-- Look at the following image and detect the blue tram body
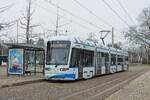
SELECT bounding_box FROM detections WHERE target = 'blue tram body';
[45,36,129,80]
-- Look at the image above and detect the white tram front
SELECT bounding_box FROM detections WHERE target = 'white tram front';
[45,36,129,80]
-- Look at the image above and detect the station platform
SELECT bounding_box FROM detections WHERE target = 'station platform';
[0,67,44,88]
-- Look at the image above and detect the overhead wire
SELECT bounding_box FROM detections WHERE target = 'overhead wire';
[73,0,123,34]
[44,0,103,30]
[73,0,113,28]
[42,0,132,44]
[34,3,96,30]
[43,0,132,41]
[115,0,136,25]
[73,0,125,44]
[100,0,130,28]
[0,4,14,13]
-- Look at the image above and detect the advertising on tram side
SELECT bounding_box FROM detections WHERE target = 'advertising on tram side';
[45,67,78,80]
[8,49,24,75]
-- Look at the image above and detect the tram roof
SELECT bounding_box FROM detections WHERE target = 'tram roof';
[6,43,44,51]
[48,36,75,42]
[48,36,128,56]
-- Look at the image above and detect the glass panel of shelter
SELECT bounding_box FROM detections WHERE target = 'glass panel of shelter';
[24,50,35,74]
[35,51,44,73]
[24,50,44,74]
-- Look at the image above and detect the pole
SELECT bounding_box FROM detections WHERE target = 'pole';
[55,6,59,36]
[26,0,31,44]
[112,27,114,48]
[17,20,19,43]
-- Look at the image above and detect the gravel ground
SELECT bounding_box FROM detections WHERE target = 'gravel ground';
[0,65,149,100]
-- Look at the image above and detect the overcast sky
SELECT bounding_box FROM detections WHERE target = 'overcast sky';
[0,0,150,44]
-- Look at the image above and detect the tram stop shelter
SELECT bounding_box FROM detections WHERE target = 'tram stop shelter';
[7,44,45,76]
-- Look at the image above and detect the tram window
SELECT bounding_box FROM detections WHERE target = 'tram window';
[111,54,116,65]
[70,48,94,67]
[97,52,101,66]
[125,56,128,65]
[102,53,109,61]
[83,50,94,67]
[46,41,70,65]
[97,52,101,58]
[70,48,80,67]
[102,52,109,66]
[117,55,123,65]
[125,56,128,61]
[101,57,105,66]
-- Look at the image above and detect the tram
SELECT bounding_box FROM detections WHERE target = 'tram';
[45,36,129,80]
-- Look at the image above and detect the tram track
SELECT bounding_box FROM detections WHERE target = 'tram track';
[87,69,147,100]
[58,78,120,100]
[59,69,148,100]
[0,66,149,100]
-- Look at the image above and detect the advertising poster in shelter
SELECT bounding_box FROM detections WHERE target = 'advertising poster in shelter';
[8,49,24,75]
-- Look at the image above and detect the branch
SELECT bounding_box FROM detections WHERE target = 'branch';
[0,4,14,13]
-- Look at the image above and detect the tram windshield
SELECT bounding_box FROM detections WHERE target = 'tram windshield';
[46,41,71,65]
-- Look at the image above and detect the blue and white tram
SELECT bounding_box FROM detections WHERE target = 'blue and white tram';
[45,36,129,80]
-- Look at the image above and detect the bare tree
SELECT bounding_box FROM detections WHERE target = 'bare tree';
[20,0,39,44]
[138,6,150,33]
[36,38,45,48]
[125,6,150,47]
[107,42,122,50]
[124,6,150,64]
[0,4,14,31]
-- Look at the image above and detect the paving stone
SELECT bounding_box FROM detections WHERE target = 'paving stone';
[0,67,44,88]
[106,69,150,100]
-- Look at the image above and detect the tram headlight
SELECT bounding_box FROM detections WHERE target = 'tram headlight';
[45,67,51,71]
[60,68,69,71]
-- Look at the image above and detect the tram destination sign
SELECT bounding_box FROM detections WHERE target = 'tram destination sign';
[49,41,70,48]
[51,44,68,48]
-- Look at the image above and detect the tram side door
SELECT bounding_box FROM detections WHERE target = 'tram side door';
[78,49,83,79]
[96,53,101,75]
[101,57,105,74]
